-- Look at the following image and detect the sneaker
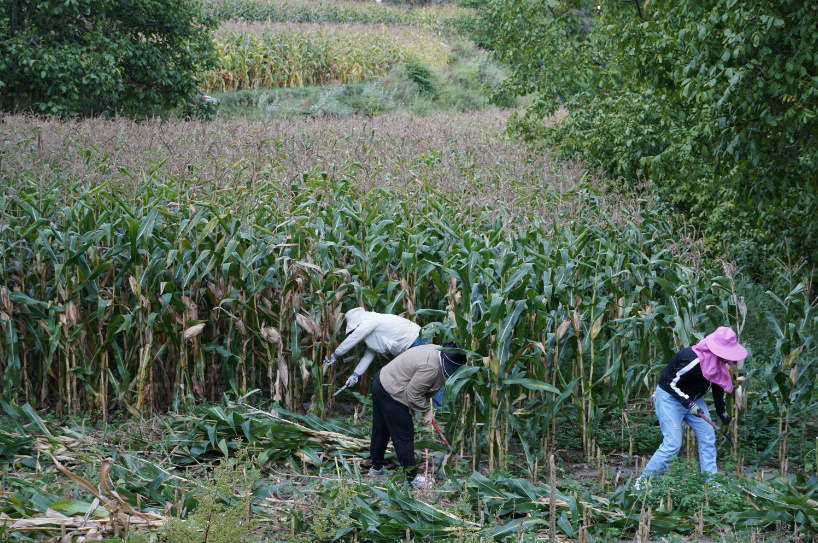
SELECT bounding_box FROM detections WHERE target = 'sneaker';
[368,467,385,477]
[410,475,427,488]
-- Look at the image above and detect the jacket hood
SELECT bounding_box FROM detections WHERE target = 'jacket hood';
[345,308,367,334]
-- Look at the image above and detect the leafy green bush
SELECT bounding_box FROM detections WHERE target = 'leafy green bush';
[156,443,261,543]
[0,0,217,118]
[296,482,357,543]
[405,61,439,98]
[484,0,818,279]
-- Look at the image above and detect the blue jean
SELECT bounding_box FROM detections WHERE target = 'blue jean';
[410,334,445,408]
[642,386,717,478]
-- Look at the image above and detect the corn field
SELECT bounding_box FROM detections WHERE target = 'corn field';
[198,0,473,29]
[1,110,817,479]
[4,3,818,541]
[204,22,450,92]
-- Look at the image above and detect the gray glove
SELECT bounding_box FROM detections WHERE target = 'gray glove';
[688,404,701,417]
[324,353,339,366]
[345,372,360,388]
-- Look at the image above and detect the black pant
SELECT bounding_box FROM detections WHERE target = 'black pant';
[370,370,416,479]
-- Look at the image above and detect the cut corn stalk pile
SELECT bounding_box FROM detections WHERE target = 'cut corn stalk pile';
[1,428,168,542]
[0,511,164,542]
[164,401,382,467]
[4,402,818,540]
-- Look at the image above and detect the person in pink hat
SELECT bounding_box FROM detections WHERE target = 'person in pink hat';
[635,326,747,487]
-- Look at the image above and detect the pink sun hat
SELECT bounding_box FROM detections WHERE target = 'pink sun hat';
[703,326,747,362]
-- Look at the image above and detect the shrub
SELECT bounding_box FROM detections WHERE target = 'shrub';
[0,0,217,118]
[405,61,438,98]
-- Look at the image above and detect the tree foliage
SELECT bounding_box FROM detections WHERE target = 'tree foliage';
[486,0,818,275]
[0,0,218,117]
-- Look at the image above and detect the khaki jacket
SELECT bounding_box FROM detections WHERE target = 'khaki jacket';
[379,344,445,414]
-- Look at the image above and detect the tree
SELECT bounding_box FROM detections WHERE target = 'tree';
[0,0,217,118]
[486,0,818,276]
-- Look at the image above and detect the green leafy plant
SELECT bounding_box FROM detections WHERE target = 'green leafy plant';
[404,61,438,98]
[0,0,218,118]
[636,458,744,517]
[158,442,261,543]
[296,482,357,543]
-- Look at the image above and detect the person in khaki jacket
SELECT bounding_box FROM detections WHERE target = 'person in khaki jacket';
[368,341,466,488]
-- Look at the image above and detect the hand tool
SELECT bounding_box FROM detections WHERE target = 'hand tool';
[332,384,350,397]
[695,411,734,448]
[430,419,453,474]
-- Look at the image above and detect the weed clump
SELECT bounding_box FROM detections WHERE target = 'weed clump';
[296,482,358,542]
[635,458,744,517]
[148,443,261,543]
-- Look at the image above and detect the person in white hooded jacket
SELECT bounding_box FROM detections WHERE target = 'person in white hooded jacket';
[325,308,446,405]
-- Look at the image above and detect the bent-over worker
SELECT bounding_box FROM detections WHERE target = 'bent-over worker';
[368,342,466,488]
[325,307,446,407]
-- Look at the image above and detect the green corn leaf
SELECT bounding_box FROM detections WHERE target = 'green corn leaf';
[501,378,560,394]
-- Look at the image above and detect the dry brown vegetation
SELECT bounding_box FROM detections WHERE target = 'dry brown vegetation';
[0,108,638,232]
[199,0,471,27]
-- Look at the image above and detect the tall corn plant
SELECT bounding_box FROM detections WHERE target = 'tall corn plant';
[749,281,817,474]
[206,23,450,92]
[0,157,763,468]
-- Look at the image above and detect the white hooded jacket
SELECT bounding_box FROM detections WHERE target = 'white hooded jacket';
[334,308,421,375]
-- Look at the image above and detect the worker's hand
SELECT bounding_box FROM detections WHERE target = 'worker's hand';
[688,404,701,417]
[345,372,360,388]
[718,412,730,426]
[324,353,339,367]
[421,410,435,425]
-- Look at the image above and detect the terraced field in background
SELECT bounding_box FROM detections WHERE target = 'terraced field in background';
[197,0,502,118]
[205,22,451,91]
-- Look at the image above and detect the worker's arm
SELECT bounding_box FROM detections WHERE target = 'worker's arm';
[712,384,727,419]
[334,319,377,357]
[343,348,377,388]
[351,349,376,376]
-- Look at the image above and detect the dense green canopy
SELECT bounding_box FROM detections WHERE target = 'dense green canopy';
[485,0,817,277]
[0,0,217,117]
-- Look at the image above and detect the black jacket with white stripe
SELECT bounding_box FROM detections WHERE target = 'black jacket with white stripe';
[658,346,726,416]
